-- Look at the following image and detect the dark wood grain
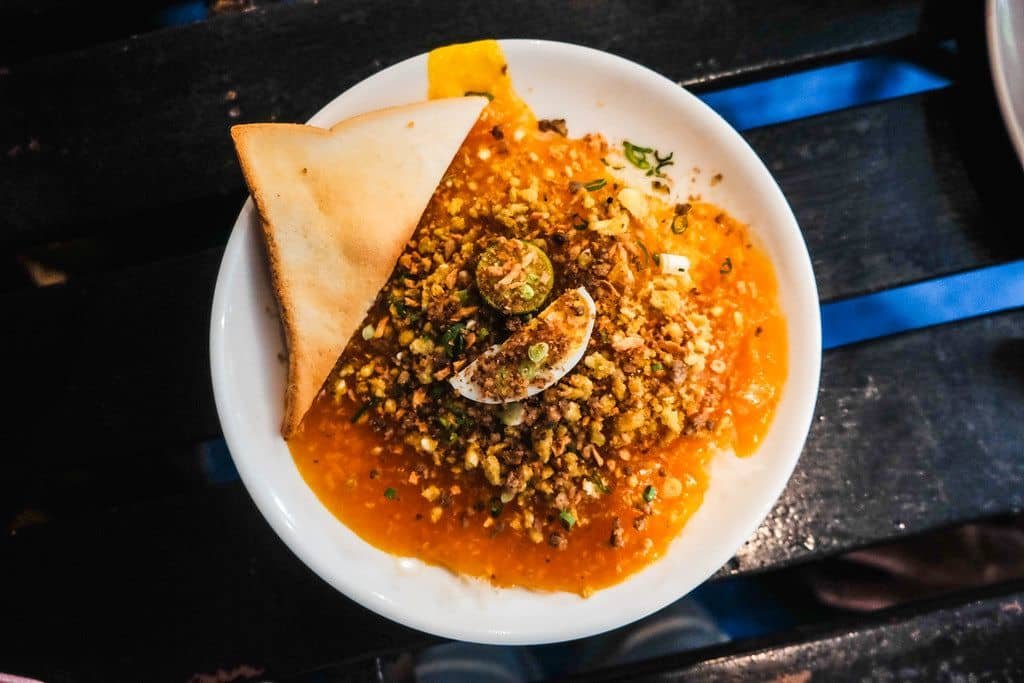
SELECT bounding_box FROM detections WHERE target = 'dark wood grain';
[2,310,1021,679]
[728,310,1024,576]
[0,485,436,683]
[582,583,1024,682]
[0,0,934,248]
[745,91,1024,300]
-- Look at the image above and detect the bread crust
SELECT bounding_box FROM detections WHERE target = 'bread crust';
[230,97,487,437]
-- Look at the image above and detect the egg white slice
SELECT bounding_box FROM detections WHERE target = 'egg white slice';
[450,287,597,404]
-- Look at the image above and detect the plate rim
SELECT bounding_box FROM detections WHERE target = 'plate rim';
[987,0,1024,168]
[210,38,822,644]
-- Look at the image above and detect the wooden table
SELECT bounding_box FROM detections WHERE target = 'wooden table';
[2,1,1023,680]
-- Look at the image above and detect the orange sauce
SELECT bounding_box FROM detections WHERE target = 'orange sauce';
[288,42,787,594]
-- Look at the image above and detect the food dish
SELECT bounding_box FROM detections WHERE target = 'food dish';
[211,39,820,643]
[231,97,487,435]
[987,0,1024,168]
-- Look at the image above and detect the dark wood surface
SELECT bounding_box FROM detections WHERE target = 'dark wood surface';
[583,582,1024,682]
[0,0,938,248]
[3,0,1023,680]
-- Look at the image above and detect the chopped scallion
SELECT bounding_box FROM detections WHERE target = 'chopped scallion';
[636,240,653,268]
[649,149,675,177]
[623,140,653,170]
[643,485,657,502]
[351,398,379,423]
[559,510,577,528]
[384,487,397,500]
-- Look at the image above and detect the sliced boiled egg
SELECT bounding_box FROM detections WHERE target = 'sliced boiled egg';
[659,253,691,275]
[450,287,596,404]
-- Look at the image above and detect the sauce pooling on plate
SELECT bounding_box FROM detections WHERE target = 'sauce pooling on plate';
[288,40,787,595]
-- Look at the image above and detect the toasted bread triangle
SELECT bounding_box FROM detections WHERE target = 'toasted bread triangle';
[231,97,487,438]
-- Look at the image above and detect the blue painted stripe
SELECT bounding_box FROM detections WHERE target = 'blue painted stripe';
[698,56,950,131]
[155,1,208,26]
[821,261,1024,350]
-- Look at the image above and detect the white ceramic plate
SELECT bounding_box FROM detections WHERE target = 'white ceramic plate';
[988,0,1024,168]
[210,39,821,644]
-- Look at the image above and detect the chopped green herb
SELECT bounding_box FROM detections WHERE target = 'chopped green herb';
[651,361,664,372]
[583,178,607,192]
[528,342,550,364]
[623,140,653,170]
[643,485,657,503]
[465,90,494,101]
[635,240,653,268]
[351,398,379,423]
[720,257,733,274]
[560,510,577,529]
[601,156,626,170]
[440,323,467,358]
[384,487,397,500]
[591,475,611,494]
[648,149,675,177]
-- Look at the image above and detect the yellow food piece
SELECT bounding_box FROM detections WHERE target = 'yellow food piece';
[427,40,533,128]
[428,39,513,100]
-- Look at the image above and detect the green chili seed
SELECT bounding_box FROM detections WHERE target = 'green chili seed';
[528,342,549,364]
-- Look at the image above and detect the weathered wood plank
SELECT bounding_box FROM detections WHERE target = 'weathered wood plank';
[728,310,1024,576]
[745,91,1024,301]
[2,311,1021,679]
[0,0,934,246]
[583,583,1024,681]
[0,485,436,683]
